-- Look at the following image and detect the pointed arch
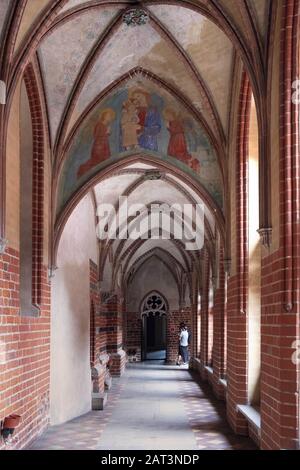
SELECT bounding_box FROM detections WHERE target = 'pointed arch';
[140,290,169,317]
[52,154,225,266]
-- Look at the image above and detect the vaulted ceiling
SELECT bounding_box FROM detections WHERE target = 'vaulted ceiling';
[1,0,271,160]
[0,0,271,299]
[93,161,211,303]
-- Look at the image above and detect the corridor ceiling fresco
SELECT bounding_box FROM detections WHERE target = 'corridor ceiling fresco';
[0,0,271,225]
[58,78,223,212]
[38,6,120,142]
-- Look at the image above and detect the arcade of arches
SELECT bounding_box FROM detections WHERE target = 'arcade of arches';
[0,0,299,451]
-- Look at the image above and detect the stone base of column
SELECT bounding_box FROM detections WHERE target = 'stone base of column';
[190,357,208,381]
[109,350,127,377]
[212,380,226,401]
[92,392,108,410]
[91,353,110,401]
[227,401,248,436]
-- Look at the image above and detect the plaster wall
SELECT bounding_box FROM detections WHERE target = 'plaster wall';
[127,257,180,312]
[50,194,98,425]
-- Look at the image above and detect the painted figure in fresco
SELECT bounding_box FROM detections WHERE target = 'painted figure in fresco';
[164,108,200,172]
[77,108,116,179]
[130,89,161,151]
[121,99,141,150]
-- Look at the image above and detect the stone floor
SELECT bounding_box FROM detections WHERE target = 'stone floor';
[28,361,257,450]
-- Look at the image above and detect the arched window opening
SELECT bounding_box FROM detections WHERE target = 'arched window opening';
[248,94,261,406]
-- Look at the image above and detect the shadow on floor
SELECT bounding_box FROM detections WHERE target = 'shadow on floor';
[28,361,257,450]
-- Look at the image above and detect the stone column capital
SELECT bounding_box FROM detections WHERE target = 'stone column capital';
[257,227,272,249]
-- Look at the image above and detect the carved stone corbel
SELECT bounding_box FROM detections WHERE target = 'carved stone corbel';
[257,227,272,249]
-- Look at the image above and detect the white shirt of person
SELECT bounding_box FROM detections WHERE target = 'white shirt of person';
[180,329,189,347]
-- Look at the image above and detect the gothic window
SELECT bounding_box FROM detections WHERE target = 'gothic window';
[141,293,167,317]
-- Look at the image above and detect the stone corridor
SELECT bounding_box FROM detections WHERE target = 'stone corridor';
[29,363,256,451]
[1,1,299,451]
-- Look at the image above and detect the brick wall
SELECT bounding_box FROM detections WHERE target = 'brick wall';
[260,249,299,449]
[166,308,192,364]
[125,311,142,361]
[123,307,192,364]
[24,65,44,308]
[259,0,300,450]
[90,260,101,365]
[0,248,50,450]
[199,248,210,379]
[226,274,248,435]
[226,70,251,435]
[211,251,226,399]
[99,294,126,376]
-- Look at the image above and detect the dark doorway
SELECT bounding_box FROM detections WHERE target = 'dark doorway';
[143,315,167,360]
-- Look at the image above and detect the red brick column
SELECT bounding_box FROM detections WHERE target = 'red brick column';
[0,248,50,449]
[190,300,198,359]
[260,0,300,449]
[125,311,142,361]
[212,249,226,399]
[166,307,192,363]
[227,72,251,435]
[199,247,210,379]
[23,65,44,309]
[100,293,126,377]
[89,261,110,403]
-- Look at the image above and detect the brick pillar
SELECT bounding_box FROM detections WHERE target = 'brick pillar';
[90,261,110,409]
[260,0,300,449]
[101,293,126,377]
[125,311,142,361]
[0,249,51,449]
[212,250,226,399]
[166,307,192,363]
[199,247,210,379]
[190,301,197,359]
[226,71,251,435]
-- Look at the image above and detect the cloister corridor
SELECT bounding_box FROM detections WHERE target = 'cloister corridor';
[29,362,256,451]
[0,0,299,453]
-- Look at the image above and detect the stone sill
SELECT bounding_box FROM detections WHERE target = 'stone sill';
[193,357,201,366]
[237,404,261,430]
[219,378,227,388]
[204,365,214,375]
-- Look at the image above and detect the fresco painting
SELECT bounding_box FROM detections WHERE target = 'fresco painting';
[147,4,233,131]
[72,20,206,129]
[38,7,119,142]
[59,82,223,212]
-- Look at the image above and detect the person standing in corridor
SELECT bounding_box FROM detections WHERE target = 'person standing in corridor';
[177,322,189,365]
